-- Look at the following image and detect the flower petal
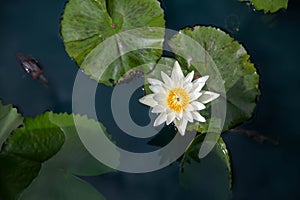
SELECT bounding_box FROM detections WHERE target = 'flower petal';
[183,110,193,123]
[191,111,206,122]
[192,75,209,92]
[149,85,165,94]
[189,92,202,102]
[193,75,209,84]
[154,93,166,102]
[166,112,176,125]
[161,71,174,87]
[176,111,183,120]
[191,101,206,111]
[174,119,188,136]
[185,104,194,112]
[154,113,167,126]
[152,105,166,113]
[139,94,157,107]
[147,78,163,85]
[183,83,193,93]
[191,75,209,92]
[184,71,194,83]
[199,91,220,104]
[171,61,184,81]
[192,82,206,93]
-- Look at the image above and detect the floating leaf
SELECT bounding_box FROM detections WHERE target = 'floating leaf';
[169,26,260,132]
[246,0,288,13]
[0,100,23,147]
[0,154,41,200]
[21,168,106,200]
[0,112,115,200]
[145,57,176,79]
[0,112,64,200]
[61,0,165,85]
[2,113,65,162]
[180,134,232,199]
[20,113,115,199]
[48,113,115,176]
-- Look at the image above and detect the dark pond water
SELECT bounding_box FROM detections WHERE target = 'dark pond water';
[1,0,300,199]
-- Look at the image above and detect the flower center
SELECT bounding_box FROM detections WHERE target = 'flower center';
[167,88,190,112]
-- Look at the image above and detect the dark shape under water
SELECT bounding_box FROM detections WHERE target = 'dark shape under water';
[16,53,48,85]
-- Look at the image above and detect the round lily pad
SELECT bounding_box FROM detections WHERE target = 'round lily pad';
[61,0,165,85]
[169,26,260,132]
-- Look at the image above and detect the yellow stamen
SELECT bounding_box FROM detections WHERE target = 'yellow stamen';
[167,88,190,112]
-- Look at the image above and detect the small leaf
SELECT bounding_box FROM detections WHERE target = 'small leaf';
[247,0,288,13]
[169,26,260,132]
[61,0,165,85]
[0,100,23,147]
[180,134,232,199]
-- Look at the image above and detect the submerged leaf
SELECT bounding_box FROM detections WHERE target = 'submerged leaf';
[61,0,165,85]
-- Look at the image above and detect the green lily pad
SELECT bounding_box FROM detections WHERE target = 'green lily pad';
[0,100,23,147]
[169,26,260,132]
[2,113,65,162]
[0,112,64,200]
[48,113,115,176]
[145,57,176,79]
[180,134,232,199]
[0,154,41,200]
[246,0,288,13]
[20,113,115,199]
[0,112,115,200]
[61,0,165,85]
[21,168,106,200]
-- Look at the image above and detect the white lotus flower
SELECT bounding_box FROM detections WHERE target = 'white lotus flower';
[139,61,220,136]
